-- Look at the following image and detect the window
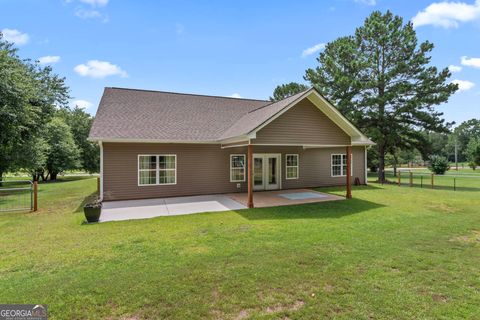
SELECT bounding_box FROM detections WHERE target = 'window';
[138,155,176,185]
[286,154,299,179]
[331,154,352,177]
[230,154,246,182]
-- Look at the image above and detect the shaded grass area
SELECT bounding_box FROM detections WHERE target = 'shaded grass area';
[1,177,480,319]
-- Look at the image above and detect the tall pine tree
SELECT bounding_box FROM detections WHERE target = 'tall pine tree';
[305,11,457,182]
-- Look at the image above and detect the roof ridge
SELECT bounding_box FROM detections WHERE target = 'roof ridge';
[107,87,270,103]
[246,88,312,114]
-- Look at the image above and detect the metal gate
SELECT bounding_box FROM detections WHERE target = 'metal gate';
[0,180,34,212]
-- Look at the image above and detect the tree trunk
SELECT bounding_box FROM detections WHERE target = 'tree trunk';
[377,145,385,182]
[50,172,58,181]
[393,154,398,177]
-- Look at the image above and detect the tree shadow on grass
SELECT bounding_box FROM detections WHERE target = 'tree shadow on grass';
[40,175,97,184]
[315,184,384,193]
[235,198,384,221]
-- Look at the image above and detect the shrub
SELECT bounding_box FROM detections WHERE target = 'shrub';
[468,162,477,170]
[428,155,450,174]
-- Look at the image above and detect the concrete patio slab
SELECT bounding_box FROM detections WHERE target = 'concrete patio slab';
[99,189,342,222]
[100,194,246,222]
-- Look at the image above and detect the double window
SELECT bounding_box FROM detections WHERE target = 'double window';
[230,154,246,182]
[286,154,299,179]
[331,154,352,177]
[138,155,176,186]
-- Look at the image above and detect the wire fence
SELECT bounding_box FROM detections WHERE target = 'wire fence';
[0,180,33,212]
[385,170,480,192]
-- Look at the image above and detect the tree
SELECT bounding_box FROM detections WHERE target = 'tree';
[466,137,480,170]
[17,136,50,181]
[270,82,309,101]
[43,117,80,180]
[0,32,69,180]
[428,155,450,174]
[304,11,457,182]
[416,131,449,160]
[59,107,99,173]
[451,119,480,162]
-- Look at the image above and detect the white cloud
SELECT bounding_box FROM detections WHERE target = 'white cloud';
[74,8,109,22]
[230,93,242,98]
[354,0,377,5]
[75,8,101,19]
[452,79,475,91]
[74,60,128,78]
[176,23,185,35]
[412,0,480,29]
[448,65,462,72]
[79,0,108,6]
[73,99,93,109]
[301,43,326,58]
[461,56,480,68]
[38,55,61,65]
[1,28,29,45]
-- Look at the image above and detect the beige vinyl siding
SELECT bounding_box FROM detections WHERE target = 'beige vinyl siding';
[102,143,366,201]
[252,98,351,145]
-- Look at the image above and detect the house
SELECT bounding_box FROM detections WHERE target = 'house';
[89,87,374,207]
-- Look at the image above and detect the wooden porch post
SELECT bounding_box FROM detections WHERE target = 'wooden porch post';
[346,146,352,199]
[247,144,254,208]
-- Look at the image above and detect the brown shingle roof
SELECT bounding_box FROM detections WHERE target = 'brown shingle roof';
[219,89,311,140]
[89,87,271,141]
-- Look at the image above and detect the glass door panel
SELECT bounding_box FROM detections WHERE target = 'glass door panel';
[266,155,280,190]
[253,156,264,190]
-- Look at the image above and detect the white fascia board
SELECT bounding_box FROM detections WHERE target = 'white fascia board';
[88,138,219,144]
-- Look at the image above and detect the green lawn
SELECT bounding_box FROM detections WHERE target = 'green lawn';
[1,176,480,319]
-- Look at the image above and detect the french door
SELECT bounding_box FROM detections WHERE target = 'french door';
[253,154,281,191]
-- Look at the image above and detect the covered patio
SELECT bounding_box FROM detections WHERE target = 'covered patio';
[240,144,354,208]
[227,188,343,208]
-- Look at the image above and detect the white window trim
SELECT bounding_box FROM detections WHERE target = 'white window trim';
[331,153,353,177]
[138,154,177,186]
[230,154,246,182]
[285,154,299,180]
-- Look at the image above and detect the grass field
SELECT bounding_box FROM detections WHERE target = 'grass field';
[1,175,479,319]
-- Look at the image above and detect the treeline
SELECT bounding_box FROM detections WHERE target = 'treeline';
[0,33,98,181]
[369,119,480,173]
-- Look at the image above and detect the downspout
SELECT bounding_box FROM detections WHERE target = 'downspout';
[99,141,104,201]
[365,145,368,185]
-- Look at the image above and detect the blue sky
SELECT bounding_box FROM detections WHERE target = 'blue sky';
[1,0,479,125]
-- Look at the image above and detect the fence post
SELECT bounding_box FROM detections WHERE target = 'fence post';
[431,174,434,189]
[398,171,401,186]
[97,177,100,196]
[33,181,38,212]
[409,171,413,187]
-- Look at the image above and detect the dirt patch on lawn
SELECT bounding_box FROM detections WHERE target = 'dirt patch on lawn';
[450,230,480,244]
[180,245,211,255]
[432,294,448,303]
[426,203,458,214]
[265,300,305,314]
